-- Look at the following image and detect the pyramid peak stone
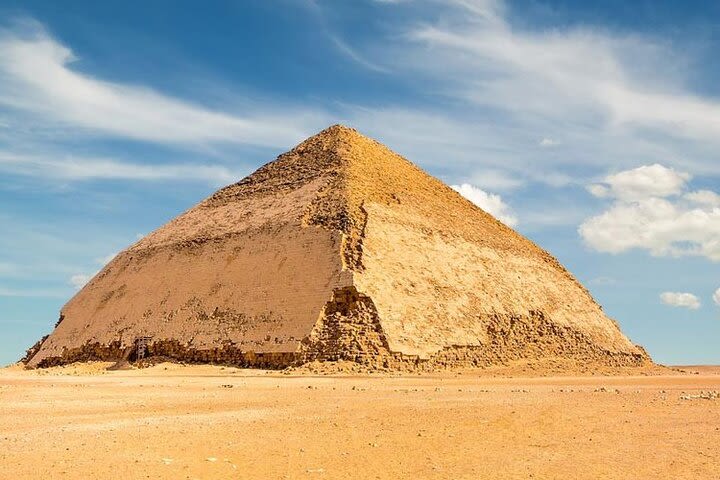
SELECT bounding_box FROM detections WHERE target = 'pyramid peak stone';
[24,125,650,370]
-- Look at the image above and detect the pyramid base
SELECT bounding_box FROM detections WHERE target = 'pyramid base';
[25,307,649,371]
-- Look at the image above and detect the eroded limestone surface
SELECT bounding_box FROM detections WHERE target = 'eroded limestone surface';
[25,125,649,370]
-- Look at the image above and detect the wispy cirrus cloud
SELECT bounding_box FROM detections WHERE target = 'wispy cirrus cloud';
[0,286,67,298]
[0,151,243,185]
[0,19,332,186]
[0,19,327,149]
[539,138,560,148]
[399,1,720,145]
[328,34,390,73]
[355,0,720,188]
[0,211,138,296]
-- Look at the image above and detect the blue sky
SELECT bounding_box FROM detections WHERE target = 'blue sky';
[1,0,718,365]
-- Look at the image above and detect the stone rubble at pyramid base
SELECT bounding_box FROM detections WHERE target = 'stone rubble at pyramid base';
[27,343,649,372]
[28,300,649,371]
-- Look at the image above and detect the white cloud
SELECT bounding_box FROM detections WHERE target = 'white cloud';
[539,138,559,147]
[660,292,701,310]
[714,288,720,306]
[0,286,66,298]
[0,151,242,185]
[328,35,389,73]
[580,196,720,260]
[344,107,579,193]
[69,251,120,289]
[400,3,720,148]
[587,184,610,198]
[96,252,118,266]
[596,164,690,201]
[685,190,720,207]
[348,0,720,192]
[69,273,91,289]
[0,21,325,148]
[533,171,575,188]
[451,183,518,226]
[468,169,525,191]
[579,165,720,261]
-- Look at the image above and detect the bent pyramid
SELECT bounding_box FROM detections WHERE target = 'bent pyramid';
[26,125,649,369]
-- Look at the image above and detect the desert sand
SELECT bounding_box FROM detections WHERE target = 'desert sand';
[1,363,718,479]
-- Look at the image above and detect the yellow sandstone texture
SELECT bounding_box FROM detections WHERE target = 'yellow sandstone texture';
[25,125,649,369]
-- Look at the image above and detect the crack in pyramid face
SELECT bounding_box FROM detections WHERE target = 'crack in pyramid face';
[24,125,650,369]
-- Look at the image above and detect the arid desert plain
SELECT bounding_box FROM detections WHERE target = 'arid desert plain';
[1,363,719,480]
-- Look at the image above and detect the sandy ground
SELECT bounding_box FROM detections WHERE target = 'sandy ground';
[1,363,719,479]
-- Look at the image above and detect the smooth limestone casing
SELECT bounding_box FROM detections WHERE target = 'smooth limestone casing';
[356,202,635,359]
[28,176,352,367]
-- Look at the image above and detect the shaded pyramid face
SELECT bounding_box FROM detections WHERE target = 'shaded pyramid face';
[26,125,649,369]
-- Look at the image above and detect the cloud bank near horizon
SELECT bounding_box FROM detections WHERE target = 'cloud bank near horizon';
[580,164,720,261]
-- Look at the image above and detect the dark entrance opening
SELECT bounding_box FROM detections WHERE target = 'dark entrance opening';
[131,336,153,362]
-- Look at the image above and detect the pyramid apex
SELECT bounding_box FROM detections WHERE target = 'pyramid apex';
[301,123,365,144]
[322,123,358,134]
[286,124,381,160]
